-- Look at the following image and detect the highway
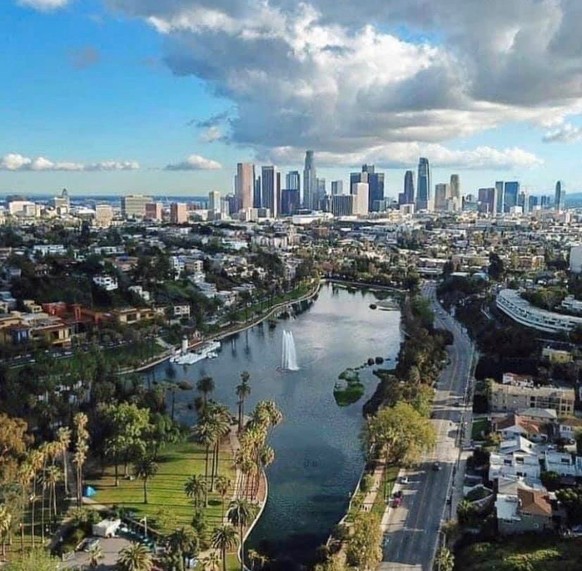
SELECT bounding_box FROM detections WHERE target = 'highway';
[379,282,475,571]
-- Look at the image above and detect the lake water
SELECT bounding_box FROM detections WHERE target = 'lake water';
[152,284,401,567]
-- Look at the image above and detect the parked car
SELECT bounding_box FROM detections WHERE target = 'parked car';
[432,462,442,471]
[400,476,409,484]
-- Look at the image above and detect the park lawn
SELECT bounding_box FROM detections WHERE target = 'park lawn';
[86,439,237,533]
[371,465,399,519]
[455,534,582,570]
[471,417,489,440]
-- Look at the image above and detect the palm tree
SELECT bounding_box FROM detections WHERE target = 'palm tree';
[211,525,238,571]
[196,376,215,407]
[73,412,89,507]
[88,542,104,568]
[166,527,199,571]
[236,373,251,433]
[247,549,259,571]
[227,499,258,571]
[434,546,455,571]
[215,476,231,519]
[43,465,63,523]
[184,474,207,510]
[0,504,12,559]
[201,550,221,571]
[56,427,71,496]
[117,542,153,571]
[134,456,158,504]
[193,418,217,503]
[209,406,231,489]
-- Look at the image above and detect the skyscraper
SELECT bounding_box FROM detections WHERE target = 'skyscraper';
[478,188,496,214]
[351,182,369,215]
[235,163,255,211]
[416,157,431,211]
[286,171,300,192]
[303,150,316,209]
[434,183,450,211]
[331,180,343,195]
[555,180,566,212]
[261,166,280,217]
[449,174,460,210]
[503,181,520,213]
[403,170,415,204]
[495,181,504,214]
[208,191,221,212]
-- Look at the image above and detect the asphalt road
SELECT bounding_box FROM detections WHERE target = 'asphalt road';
[379,282,475,571]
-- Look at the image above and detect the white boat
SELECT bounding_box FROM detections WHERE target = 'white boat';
[170,340,222,365]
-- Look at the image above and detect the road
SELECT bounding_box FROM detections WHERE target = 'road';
[379,282,475,571]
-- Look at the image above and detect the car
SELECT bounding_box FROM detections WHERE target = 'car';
[400,476,409,484]
[432,462,442,471]
[393,490,403,498]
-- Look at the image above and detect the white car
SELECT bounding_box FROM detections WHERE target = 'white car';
[400,476,410,484]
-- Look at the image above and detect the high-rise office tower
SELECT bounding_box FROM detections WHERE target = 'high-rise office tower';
[518,190,529,214]
[254,176,262,208]
[351,182,369,215]
[494,181,504,214]
[403,170,415,204]
[503,181,520,212]
[477,188,496,214]
[352,165,384,212]
[235,163,255,211]
[416,157,431,211]
[331,194,355,216]
[170,202,188,224]
[315,178,327,209]
[208,191,221,212]
[286,171,300,193]
[434,183,450,211]
[331,180,343,195]
[303,150,316,209]
[261,166,280,217]
[449,174,460,211]
[528,195,539,211]
[555,180,566,212]
[281,189,300,215]
[121,195,152,218]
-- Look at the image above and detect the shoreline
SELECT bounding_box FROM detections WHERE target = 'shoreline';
[118,279,322,375]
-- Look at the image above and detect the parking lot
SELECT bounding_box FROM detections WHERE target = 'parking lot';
[59,537,132,569]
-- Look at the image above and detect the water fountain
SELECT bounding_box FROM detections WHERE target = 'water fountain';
[281,330,299,371]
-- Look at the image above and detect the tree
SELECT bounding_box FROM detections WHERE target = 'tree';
[211,525,238,571]
[201,550,222,571]
[43,464,62,522]
[434,546,454,571]
[73,412,89,507]
[540,470,561,492]
[134,456,158,504]
[56,427,71,496]
[117,542,154,571]
[215,476,231,519]
[196,376,215,407]
[488,252,505,281]
[236,373,251,433]
[346,512,382,570]
[227,499,258,571]
[362,402,436,466]
[4,548,61,570]
[167,527,199,571]
[0,504,12,558]
[184,474,207,510]
[88,542,104,568]
[0,413,30,484]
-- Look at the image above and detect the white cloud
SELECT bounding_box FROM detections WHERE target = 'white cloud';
[200,126,223,143]
[0,153,139,171]
[263,143,542,170]
[164,154,222,170]
[543,123,582,143]
[17,0,71,10]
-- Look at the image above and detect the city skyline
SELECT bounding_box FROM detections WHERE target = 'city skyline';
[3,1,582,195]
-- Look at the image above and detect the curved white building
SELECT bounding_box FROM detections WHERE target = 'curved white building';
[496,289,582,334]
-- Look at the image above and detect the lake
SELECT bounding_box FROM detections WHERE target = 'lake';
[153,283,401,567]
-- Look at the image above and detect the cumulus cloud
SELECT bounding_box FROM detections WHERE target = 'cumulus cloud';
[17,0,70,10]
[543,123,582,143]
[103,0,582,164]
[200,126,224,143]
[262,144,542,170]
[0,153,139,172]
[164,154,222,170]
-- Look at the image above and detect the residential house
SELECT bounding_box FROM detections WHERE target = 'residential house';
[496,485,553,535]
[492,413,548,442]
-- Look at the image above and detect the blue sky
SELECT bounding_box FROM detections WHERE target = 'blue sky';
[2,0,582,197]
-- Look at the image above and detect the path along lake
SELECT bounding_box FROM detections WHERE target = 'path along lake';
[150,284,402,567]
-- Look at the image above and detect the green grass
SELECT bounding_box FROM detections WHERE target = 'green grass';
[371,465,399,518]
[334,369,365,407]
[86,439,236,533]
[455,534,582,571]
[472,418,490,440]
